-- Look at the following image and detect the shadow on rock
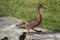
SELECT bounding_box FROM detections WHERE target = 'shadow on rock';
[30,30,60,34]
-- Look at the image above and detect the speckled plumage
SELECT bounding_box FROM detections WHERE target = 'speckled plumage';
[16,3,45,34]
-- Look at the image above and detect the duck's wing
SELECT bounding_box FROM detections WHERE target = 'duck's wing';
[25,18,36,23]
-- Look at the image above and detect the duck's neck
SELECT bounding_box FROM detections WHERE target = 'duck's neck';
[36,7,42,19]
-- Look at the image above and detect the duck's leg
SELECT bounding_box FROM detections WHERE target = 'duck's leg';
[32,28,42,32]
[27,27,30,35]
[27,28,34,35]
[26,27,31,35]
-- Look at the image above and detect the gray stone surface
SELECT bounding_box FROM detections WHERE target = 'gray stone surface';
[0,17,23,40]
[0,17,22,28]
[25,32,60,40]
[0,17,60,40]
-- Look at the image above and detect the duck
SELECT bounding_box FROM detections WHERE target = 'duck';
[16,3,46,34]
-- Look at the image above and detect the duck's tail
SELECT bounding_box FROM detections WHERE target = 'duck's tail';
[16,22,26,29]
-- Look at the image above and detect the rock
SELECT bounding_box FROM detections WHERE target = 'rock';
[0,17,24,40]
[0,17,60,40]
[0,17,23,28]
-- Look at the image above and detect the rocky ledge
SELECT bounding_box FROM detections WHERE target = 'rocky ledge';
[0,17,60,40]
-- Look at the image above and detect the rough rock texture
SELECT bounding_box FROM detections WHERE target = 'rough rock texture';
[0,17,60,40]
[0,17,23,40]
[25,31,60,40]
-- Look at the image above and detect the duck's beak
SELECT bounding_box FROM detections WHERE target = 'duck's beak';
[42,6,46,9]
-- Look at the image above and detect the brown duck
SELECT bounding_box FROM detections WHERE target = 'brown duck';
[16,3,46,34]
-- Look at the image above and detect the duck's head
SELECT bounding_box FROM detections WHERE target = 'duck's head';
[37,3,46,9]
